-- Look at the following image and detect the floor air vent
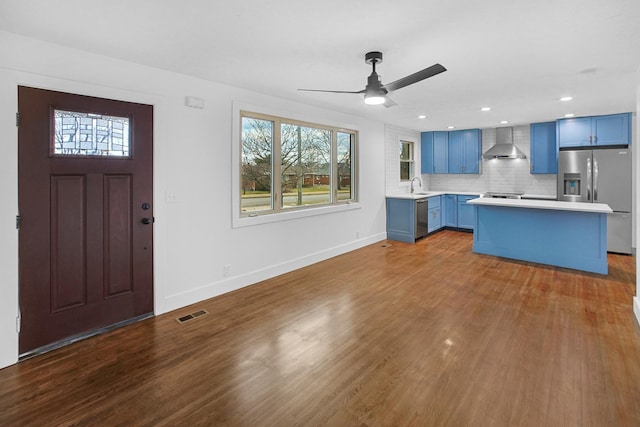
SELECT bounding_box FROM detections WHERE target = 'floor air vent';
[176,309,208,324]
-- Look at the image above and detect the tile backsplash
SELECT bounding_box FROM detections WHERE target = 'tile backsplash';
[385,124,557,196]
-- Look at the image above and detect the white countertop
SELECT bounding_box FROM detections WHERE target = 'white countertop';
[386,191,482,200]
[468,197,613,213]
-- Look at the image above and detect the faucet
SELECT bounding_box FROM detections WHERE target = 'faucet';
[410,176,422,193]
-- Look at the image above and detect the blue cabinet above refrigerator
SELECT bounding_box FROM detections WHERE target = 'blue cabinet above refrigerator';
[557,113,630,148]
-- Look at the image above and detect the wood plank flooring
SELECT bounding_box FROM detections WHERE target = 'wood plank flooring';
[1,230,639,426]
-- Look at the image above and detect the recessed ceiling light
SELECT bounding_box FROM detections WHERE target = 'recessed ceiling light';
[447,125,455,129]
[417,115,426,119]
[560,96,573,102]
[481,107,491,112]
[500,120,509,124]
[565,113,575,118]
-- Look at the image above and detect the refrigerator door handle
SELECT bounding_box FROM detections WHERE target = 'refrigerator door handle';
[586,157,592,201]
[593,158,598,201]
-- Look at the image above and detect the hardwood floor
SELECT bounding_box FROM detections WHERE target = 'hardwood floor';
[1,231,639,426]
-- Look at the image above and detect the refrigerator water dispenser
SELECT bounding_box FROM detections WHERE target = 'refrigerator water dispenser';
[563,173,581,196]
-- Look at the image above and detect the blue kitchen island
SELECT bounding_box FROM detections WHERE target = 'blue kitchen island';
[468,198,613,275]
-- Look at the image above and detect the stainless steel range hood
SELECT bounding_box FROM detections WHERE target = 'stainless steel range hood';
[482,127,527,159]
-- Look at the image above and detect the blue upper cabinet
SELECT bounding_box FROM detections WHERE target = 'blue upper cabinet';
[420,132,434,174]
[422,128,481,174]
[558,113,630,148]
[462,129,481,174]
[433,132,449,173]
[421,131,448,174]
[593,113,630,145]
[448,131,464,173]
[557,117,592,147]
[448,129,481,174]
[530,122,557,174]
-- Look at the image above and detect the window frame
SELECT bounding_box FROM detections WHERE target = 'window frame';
[232,105,360,228]
[399,140,414,182]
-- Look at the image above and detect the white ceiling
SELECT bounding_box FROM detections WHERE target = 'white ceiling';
[1,0,639,131]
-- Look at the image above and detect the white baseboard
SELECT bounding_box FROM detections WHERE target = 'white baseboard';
[634,297,640,328]
[157,232,387,315]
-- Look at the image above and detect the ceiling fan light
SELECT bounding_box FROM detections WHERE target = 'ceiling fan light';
[364,95,386,105]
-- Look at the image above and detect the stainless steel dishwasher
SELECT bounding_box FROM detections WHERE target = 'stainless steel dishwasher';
[415,198,428,239]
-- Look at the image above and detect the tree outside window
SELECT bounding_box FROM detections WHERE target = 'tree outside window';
[240,111,357,216]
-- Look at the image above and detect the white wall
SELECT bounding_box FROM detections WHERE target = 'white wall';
[0,31,387,368]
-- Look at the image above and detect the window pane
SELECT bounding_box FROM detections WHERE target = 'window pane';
[400,162,411,181]
[400,141,412,161]
[241,117,273,213]
[337,132,354,201]
[53,109,130,157]
[281,124,331,209]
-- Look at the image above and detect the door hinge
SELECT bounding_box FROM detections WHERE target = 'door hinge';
[16,112,20,127]
[16,215,20,230]
[16,311,21,333]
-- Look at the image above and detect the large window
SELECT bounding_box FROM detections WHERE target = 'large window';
[241,111,357,216]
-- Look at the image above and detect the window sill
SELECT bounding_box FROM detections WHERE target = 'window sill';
[233,202,361,228]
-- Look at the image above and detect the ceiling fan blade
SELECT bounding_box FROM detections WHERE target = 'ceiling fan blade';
[383,63,446,92]
[298,88,365,94]
[383,97,397,108]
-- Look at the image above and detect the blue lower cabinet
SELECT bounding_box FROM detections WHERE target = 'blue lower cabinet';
[457,195,476,230]
[386,198,415,243]
[472,204,608,274]
[387,195,477,241]
[443,195,457,227]
[427,196,442,233]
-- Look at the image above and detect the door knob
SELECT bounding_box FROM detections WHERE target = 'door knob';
[141,217,153,225]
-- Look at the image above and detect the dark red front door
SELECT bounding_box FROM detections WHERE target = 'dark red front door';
[18,86,154,355]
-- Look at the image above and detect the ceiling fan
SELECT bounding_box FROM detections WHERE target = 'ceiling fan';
[298,51,446,107]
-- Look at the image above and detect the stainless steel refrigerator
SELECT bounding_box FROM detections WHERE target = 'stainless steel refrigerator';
[557,147,632,254]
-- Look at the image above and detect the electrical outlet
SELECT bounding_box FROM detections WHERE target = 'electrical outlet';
[165,190,177,203]
[223,264,231,277]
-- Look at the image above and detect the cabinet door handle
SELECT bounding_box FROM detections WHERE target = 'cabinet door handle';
[593,158,599,201]
[586,157,592,201]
